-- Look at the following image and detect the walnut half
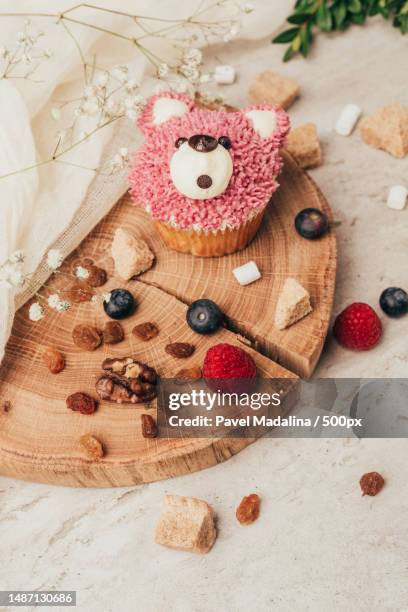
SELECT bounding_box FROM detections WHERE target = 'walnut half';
[96,357,158,404]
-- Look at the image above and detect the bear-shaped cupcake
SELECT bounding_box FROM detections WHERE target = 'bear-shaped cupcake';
[129,92,290,257]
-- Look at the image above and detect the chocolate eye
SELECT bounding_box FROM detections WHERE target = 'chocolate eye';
[218,136,231,149]
[175,137,187,148]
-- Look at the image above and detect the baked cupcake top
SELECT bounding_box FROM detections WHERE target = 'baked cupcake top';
[128,92,290,232]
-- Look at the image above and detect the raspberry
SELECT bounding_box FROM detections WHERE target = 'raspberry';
[333,303,382,351]
[203,343,257,393]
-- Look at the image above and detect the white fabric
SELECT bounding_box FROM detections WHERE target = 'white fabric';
[0,0,289,364]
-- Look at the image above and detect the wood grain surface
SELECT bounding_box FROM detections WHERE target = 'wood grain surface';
[0,152,336,488]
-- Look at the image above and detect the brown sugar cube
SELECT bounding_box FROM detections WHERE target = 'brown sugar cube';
[285,123,322,169]
[155,495,216,554]
[359,103,408,159]
[248,70,300,109]
[275,278,312,330]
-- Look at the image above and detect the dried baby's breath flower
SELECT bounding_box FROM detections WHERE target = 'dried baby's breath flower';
[56,300,70,312]
[46,249,63,270]
[157,63,170,79]
[108,147,129,174]
[29,302,44,322]
[75,266,90,280]
[9,250,25,264]
[47,294,61,309]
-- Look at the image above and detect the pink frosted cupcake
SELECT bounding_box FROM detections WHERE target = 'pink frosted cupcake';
[129,92,289,257]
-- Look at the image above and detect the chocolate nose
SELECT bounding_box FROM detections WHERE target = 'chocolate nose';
[197,175,213,189]
[188,134,218,152]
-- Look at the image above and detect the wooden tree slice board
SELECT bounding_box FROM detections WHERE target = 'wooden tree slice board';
[0,152,336,488]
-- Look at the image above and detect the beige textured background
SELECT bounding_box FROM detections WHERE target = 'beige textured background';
[1,4,408,611]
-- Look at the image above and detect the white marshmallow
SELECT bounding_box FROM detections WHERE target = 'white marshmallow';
[387,185,407,211]
[335,104,362,136]
[232,261,261,286]
[214,64,236,85]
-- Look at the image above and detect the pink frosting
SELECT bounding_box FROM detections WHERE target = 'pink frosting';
[128,92,290,232]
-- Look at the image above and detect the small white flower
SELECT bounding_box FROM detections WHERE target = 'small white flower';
[16,31,26,43]
[180,65,200,83]
[29,302,44,322]
[120,147,129,159]
[95,71,109,87]
[91,294,99,304]
[157,62,170,78]
[9,250,25,264]
[113,65,129,83]
[102,292,111,303]
[56,300,70,312]
[125,78,138,92]
[75,266,90,280]
[8,269,25,288]
[51,107,61,121]
[47,294,61,310]
[183,48,202,65]
[82,99,99,115]
[22,52,32,65]
[46,249,63,270]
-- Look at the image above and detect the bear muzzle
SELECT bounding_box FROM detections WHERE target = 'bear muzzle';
[170,139,233,200]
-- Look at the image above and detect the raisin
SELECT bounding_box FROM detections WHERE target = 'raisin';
[42,347,65,374]
[80,434,104,460]
[2,401,12,413]
[66,282,94,303]
[66,392,97,415]
[236,494,261,525]
[85,264,107,288]
[165,342,195,358]
[102,321,124,344]
[175,366,202,381]
[360,472,385,496]
[141,413,158,438]
[72,324,102,351]
[132,322,159,341]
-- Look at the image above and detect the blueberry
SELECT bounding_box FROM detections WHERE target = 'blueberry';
[379,287,408,318]
[295,208,329,240]
[104,289,135,320]
[186,299,224,335]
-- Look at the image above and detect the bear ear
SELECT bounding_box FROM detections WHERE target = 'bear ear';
[243,106,290,146]
[138,92,195,134]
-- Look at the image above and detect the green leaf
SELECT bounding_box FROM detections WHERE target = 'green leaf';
[317,3,333,31]
[287,12,311,24]
[333,2,347,28]
[273,27,300,43]
[348,0,363,13]
[283,46,295,62]
[350,11,366,23]
[300,24,312,55]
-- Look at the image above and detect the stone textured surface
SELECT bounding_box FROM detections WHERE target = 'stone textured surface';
[2,9,408,612]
